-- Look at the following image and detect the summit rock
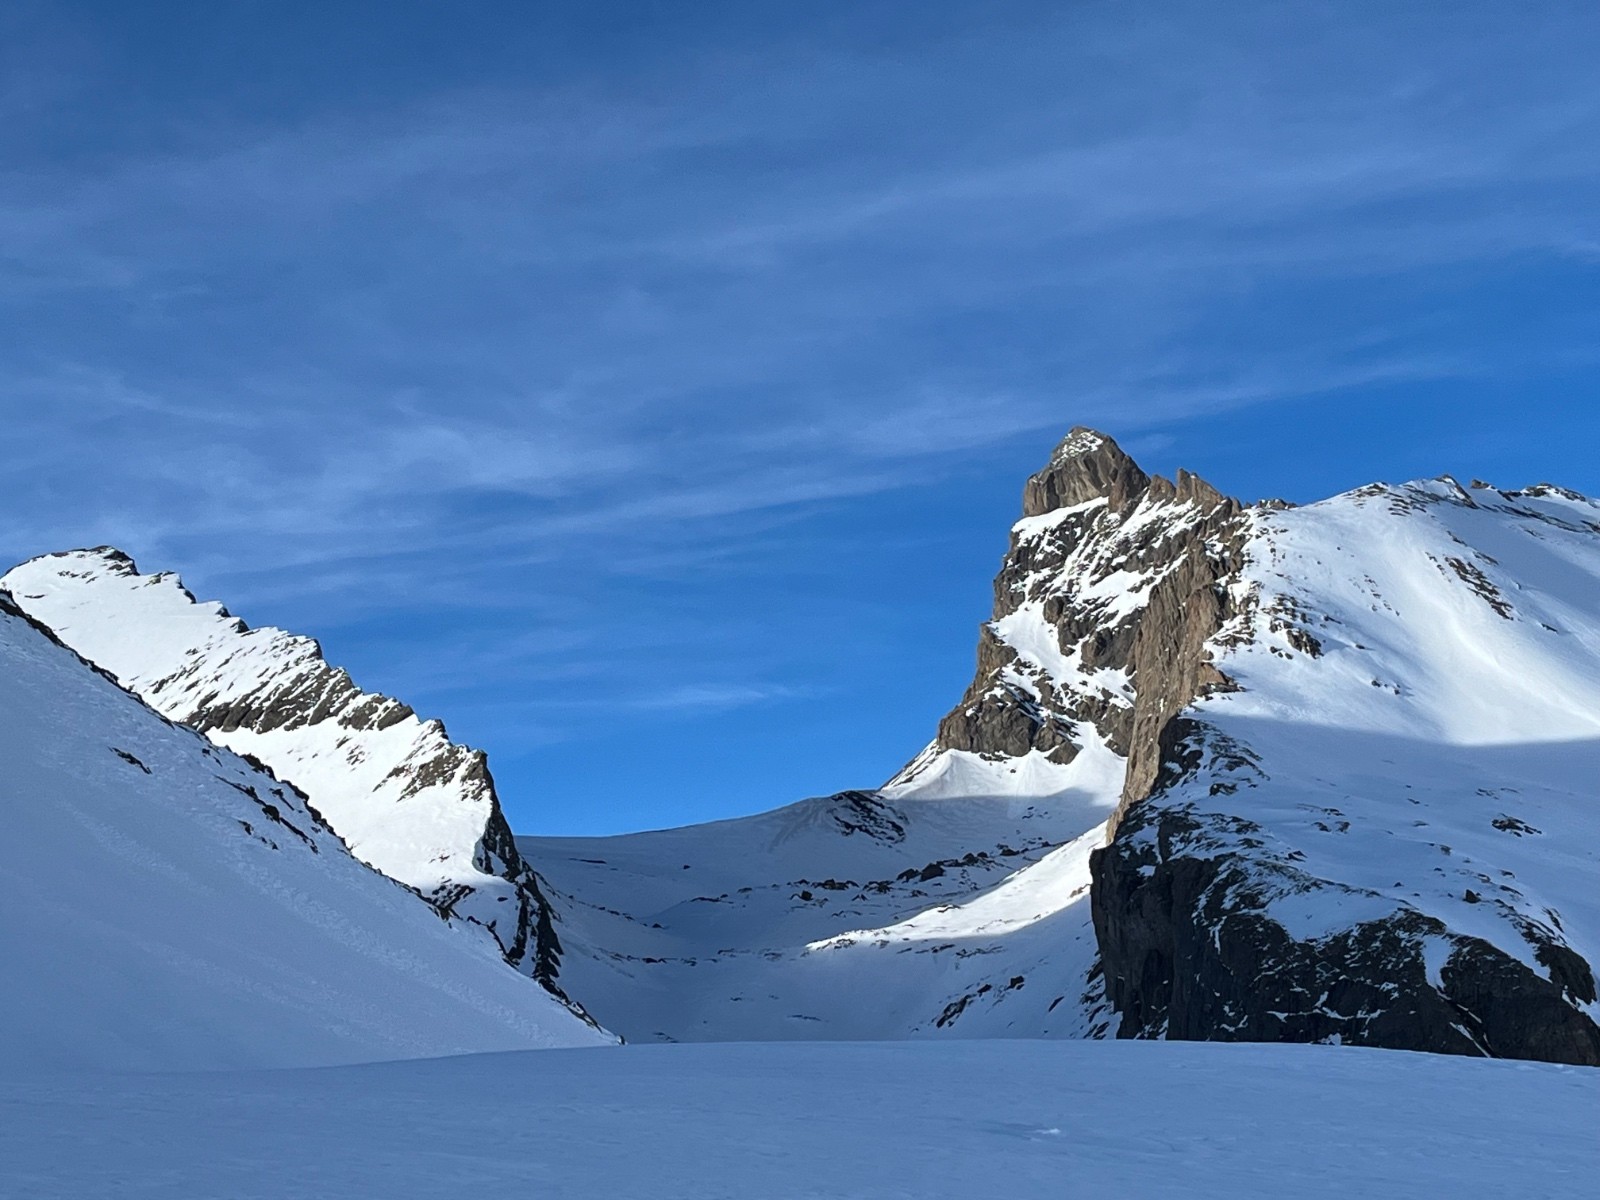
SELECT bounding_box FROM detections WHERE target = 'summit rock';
[1021,427,1152,516]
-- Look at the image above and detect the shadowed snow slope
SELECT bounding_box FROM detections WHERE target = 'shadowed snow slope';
[3,1041,1594,1199]
[0,592,608,1070]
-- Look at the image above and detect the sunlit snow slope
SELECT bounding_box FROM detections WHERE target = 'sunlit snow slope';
[3,549,578,1009]
[1093,477,1600,1062]
[0,591,608,1070]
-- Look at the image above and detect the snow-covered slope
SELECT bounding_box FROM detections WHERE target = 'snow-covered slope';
[1093,476,1600,1063]
[525,746,1121,1043]
[6,1041,1594,1199]
[2,549,579,1012]
[0,591,609,1070]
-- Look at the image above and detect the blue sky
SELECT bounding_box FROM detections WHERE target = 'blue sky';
[3,1,1599,834]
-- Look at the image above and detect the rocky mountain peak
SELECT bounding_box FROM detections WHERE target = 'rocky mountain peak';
[1021,427,1150,516]
[906,429,1247,794]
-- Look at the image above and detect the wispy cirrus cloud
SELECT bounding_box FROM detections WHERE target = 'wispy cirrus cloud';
[2,2,1599,829]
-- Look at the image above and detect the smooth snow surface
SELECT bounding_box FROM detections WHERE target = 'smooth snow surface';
[3,1041,1594,1199]
[0,597,607,1070]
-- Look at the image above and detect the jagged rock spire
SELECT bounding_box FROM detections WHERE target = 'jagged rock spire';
[910,426,1247,787]
[1022,428,1151,516]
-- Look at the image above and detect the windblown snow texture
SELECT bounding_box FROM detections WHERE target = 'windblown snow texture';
[2,549,581,1013]
[0,590,609,1070]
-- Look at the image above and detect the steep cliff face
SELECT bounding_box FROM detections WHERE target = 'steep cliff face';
[2,549,582,1015]
[899,426,1248,814]
[1090,479,1600,1065]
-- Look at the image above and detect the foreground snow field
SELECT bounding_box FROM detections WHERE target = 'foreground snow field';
[3,1041,1594,1200]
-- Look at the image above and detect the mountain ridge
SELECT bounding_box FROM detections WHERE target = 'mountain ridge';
[0,579,609,1069]
[1,547,590,1023]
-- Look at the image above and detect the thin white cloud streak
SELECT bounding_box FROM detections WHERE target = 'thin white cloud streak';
[0,2,1597,732]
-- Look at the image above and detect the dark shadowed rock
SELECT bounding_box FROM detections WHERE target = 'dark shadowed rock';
[1090,759,1600,1066]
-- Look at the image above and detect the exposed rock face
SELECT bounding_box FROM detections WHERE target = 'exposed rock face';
[1091,722,1600,1066]
[925,427,1248,805]
[1,549,588,1019]
[1020,427,1151,516]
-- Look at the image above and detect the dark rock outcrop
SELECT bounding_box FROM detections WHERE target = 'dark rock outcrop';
[1090,738,1600,1065]
[1021,427,1151,516]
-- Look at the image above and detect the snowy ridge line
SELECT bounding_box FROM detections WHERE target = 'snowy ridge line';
[0,588,610,1069]
[1,547,597,1026]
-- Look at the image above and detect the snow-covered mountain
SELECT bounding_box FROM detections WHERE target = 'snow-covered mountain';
[1091,470,1600,1063]
[6,546,1126,1045]
[2,548,586,1017]
[11,427,1598,1065]
[533,428,1600,1063]
[0,588,609,1070]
